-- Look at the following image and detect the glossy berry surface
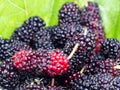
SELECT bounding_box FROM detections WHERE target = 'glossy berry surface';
[33,27,54,50]
[11,16,46,44]
[100,38,119,59]
[80,1,106,52]
[44,49,69,77]
[59,2,80,26]
[68,73,120,90]
[0,1,120,90]
[18,77,49,90]
[0,59,20,89]
[13,50,37,72]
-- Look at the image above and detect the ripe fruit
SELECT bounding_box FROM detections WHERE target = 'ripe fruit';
[10,40,31,54]
[68,73,120,90]
[0,38,13,60]
[0,59,20,89]
[80,1,106,52]
[80,2,102,27]
[33,27,54,50]
[100,38,119,59]
[11,16,46,45]
[51,24,83,49]
[85,53,105,75]
[63,27,96,74]
[0,39,31,61]
[97,59,120,76]
[51,26,67,49]
[0,1,120,89]
[24,16,46,29]
[65,71,84,84]
[85,58,120,76]
[18,77,49,90]
[58,2,80,26]
[64,27,96,54]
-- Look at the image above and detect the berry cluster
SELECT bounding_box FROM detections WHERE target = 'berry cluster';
[0,1,120,90]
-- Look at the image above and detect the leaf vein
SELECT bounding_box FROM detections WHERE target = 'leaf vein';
[7,0,24,11]
[23,0,28,19]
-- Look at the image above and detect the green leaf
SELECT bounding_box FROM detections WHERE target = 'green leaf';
[94,0,120,40]
[0,0,120,40]
[0,0,54,38]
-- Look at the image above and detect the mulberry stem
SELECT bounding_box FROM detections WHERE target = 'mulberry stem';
[51,78,55,86]
[84,0,88,7]
[67,43,79,59]
[114,65,120,69]
[74,0,79,4]
[80,66,86,73]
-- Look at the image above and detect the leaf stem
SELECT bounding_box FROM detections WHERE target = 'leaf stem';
[23,0,28,18]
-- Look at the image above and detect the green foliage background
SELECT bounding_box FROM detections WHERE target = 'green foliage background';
[0,0,120,40]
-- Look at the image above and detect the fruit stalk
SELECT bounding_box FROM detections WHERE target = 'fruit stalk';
[51,78,55,86]
[74,0,79,3]
[83,27,88,36]
[80,66,86,73]
[114,65,120,69]
[84,0,88,7]
[67,43,79,59]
